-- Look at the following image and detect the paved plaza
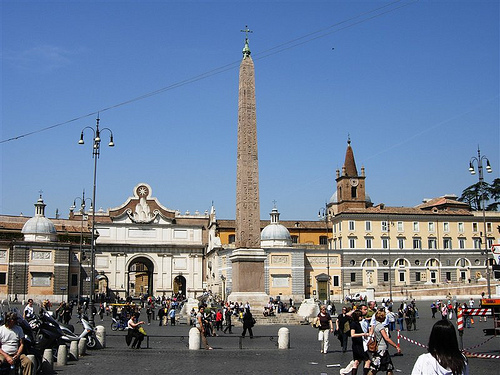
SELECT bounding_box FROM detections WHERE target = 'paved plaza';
[50,307,498,375]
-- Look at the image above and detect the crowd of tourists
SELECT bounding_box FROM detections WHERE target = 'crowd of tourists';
[314,298,468,375]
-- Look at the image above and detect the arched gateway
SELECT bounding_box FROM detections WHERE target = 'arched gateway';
[127,256,154,297]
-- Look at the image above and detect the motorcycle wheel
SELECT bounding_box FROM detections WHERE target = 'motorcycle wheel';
[86,335,97,349]
[111,322,118,331]
[118,324,125,331]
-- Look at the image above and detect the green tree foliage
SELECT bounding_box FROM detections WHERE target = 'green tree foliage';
[459,178,500,211]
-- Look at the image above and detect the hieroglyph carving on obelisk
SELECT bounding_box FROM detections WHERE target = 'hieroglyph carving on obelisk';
[235,28,261,249]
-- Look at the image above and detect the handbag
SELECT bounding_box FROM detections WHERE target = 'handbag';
[251,317,256,327]
[367,335,378,352]
[312,317,320,328]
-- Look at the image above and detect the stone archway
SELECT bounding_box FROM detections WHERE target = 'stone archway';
[173,275,186,297]
[128,256,154,297]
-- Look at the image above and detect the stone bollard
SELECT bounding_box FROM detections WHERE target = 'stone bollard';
[278,327,290,349]
[26,354,37,375]
[96,325,106,348]
[69,340,79,361]
[56,344,67,366]
[78,337,88,356]
[42,348,53,373]
[188,327,201,350]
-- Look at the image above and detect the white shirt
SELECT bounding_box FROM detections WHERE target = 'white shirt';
[0,325,25,355]
[411,353,469,375]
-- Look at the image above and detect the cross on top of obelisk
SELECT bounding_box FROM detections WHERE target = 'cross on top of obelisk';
[240,25,253,40]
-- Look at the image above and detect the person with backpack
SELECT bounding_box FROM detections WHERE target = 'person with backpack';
[368,310,401,374]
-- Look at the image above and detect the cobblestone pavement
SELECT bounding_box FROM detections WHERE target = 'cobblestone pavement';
[51,309,498,375]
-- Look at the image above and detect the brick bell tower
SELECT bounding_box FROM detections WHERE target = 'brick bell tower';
[330,138,370,214]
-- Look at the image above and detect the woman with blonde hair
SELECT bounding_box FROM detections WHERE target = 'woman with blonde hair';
[368,309,401,375]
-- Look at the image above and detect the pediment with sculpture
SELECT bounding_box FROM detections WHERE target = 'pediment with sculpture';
[108,183,176,224]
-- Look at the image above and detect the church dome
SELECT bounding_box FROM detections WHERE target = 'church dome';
[261,206,292,247]
[329,191,338,204]
[22,196,57,242]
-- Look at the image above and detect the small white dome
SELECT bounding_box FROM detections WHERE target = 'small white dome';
[329,191,338,204]
[21,195,57,242]
[260,206,292,247]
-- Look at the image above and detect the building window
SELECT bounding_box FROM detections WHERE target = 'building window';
[382,238,389,249]
[333,275,340,287]
[398,259,406,267]
[348,221,355,231]
[459,239,465,249]
[349,238,356,249]
[473,238,481,249]
[487,238,493,248]
[383,272,389,282]
[397,222,404,232]
[443,238,452,249]
[458,222,464,233]
[413,222,419,232]
[428,222,435,232]
[381,221,388,232]
[366,238,372,249]
[351,187,357,198]
[0,273,6,285]
[443,222,450,232]
[399,271,406,282]
[333,223,336,233]
[363,259,376,267]
[413,238,422,249]
[319,236,328,245]
[338,222,342,231]
[428,238,437,249]
[365,221,372,231]
[71,274,78,287]
[415,272,421,282]
[349,260,356,266]
[350,273,356,282]
[31,272,51,287]
[445,272,452,282]
[228,234,235,244]
[472,223,478,232]
[487,222,492,232]
[291,236,298,244]
[398,238,405,249]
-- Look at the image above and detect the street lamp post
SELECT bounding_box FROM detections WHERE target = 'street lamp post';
[387,219,393,301]
[70,190,93,306]
[318,206,330,303]
[469,146,493,298]
[79,117,114,325]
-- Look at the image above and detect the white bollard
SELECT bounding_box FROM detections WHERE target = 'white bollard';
[69,340,79,361]
[278,327,290,349]
[42,348,53,373]
[78,337,88,356]
[189,327,201,350]
[56,344,67,366]
[96,325,106,348]
[26,354,37,375]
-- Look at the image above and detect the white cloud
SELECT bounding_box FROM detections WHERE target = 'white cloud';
[4,45,84,72]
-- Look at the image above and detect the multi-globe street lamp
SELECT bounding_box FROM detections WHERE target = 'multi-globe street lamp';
[79,117,114,325]
[468,146,493,298]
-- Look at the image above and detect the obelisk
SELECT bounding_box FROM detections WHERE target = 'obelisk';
[228,27,268,307]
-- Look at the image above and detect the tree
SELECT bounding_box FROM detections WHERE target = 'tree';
[459,178,500,211]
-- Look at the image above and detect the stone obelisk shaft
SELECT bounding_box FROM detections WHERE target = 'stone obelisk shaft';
[229,38,268,305]
[235,51,260,249]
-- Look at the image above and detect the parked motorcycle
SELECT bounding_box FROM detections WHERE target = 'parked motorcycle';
[58,316,97,348]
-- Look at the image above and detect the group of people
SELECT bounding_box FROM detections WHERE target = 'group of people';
[315,300,468,375]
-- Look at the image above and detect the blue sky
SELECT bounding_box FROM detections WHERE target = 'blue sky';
[1,0,498,221]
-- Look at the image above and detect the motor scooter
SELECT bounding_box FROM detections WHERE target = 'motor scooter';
[58,316,97,348]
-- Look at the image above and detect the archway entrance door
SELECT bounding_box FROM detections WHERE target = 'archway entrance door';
[173,275,186,297]
[128,257,154,297]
